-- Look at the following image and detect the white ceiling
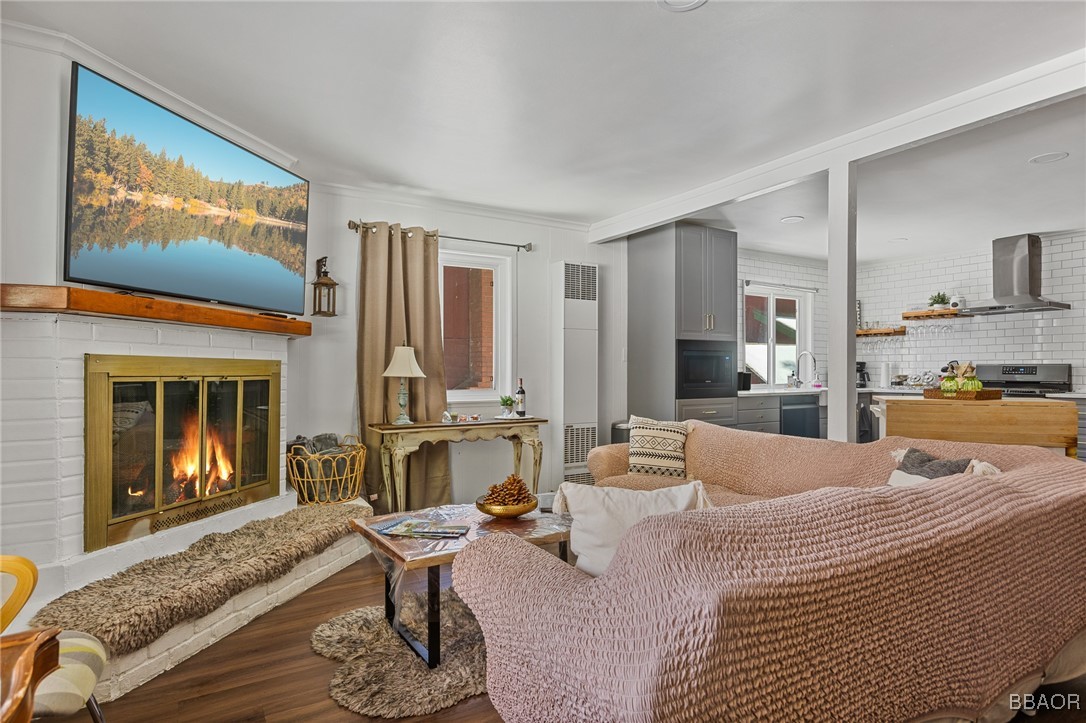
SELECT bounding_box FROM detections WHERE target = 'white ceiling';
[689,95,1086,262]
[3,1,1084,237]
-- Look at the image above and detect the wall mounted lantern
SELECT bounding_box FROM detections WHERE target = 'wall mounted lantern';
[311,256,338,317]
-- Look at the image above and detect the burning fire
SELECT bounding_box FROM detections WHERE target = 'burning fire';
[170,414,234,500]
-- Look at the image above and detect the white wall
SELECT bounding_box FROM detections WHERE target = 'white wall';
[289,184,628,503]
[0,31,626,621]
[856,231,1086,390]
[736,250,830,384]
[0,41,66,283]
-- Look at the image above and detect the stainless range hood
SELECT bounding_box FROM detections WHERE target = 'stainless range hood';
[961,235,1071,316]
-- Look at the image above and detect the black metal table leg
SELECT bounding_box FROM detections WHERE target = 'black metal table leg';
[386,564,442,668]
[384,570,394,622]
[427,565,441,668]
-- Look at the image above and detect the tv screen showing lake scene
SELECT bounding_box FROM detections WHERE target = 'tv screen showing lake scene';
[64,63,308,315]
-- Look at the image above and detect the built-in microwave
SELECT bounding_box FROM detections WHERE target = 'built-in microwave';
[676,340,737,399]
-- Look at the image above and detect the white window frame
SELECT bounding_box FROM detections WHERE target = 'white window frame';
[438,246,513,404]
[743,283,814,387]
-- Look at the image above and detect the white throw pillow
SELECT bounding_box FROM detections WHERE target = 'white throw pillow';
[887,469,930,487]
[553,480,710,577]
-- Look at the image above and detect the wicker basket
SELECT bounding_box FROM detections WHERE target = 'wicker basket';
[922,388,1004,401]
[287,434,366,505]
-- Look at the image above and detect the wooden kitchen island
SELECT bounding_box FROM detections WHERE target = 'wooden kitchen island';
[881,397,1079,458]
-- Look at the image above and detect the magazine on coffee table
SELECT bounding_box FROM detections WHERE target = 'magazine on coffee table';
[379,519,471,539]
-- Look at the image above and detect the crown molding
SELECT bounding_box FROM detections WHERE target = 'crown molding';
[1,20,300,170]
[310,180,592,234]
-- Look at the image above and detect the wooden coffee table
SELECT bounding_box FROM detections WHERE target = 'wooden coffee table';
[351,503,571,668]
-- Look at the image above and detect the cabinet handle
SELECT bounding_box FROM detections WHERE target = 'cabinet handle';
[702,410,717,415]
[709,313,715,330]
[704,313,710,331]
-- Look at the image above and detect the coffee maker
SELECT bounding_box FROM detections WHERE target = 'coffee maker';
[856,361,871,388]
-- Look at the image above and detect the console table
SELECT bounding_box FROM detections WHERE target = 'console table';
[368,418,547,512]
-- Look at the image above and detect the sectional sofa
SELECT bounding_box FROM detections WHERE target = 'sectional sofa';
[453,423,1086,722]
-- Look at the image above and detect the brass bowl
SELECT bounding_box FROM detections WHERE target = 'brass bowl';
[476,495,537,519]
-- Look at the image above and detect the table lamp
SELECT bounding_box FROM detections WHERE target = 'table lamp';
[382,346,426,425]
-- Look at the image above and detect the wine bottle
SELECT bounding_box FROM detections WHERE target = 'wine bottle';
[514,378,526,417]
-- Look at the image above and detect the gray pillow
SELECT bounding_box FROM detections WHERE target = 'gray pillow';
[898,448,971,479]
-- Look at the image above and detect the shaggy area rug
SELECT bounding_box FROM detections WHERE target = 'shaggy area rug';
[31,502,372,655]
[311,588,486,718]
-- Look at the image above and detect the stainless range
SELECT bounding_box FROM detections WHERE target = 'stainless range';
[975,363,1073,398]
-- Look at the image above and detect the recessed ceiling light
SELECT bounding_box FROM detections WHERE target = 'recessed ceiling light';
[779,216,805,224]
[656,0,708,12]
[1028,152,1069,165]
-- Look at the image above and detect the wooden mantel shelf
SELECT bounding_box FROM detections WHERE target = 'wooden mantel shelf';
[1,284,312,337]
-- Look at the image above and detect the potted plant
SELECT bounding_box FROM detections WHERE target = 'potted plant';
[499,395,515,417]
[928,291,950,310]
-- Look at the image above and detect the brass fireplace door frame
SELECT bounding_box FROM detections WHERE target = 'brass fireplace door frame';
[84,354,281,552]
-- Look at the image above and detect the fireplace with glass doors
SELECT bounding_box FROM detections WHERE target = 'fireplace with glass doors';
[84,355,280,551]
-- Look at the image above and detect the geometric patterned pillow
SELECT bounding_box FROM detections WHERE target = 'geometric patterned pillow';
[628,416,688,478]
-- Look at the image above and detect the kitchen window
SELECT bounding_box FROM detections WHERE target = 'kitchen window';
[743,284,812,386]
[439,248,512,403]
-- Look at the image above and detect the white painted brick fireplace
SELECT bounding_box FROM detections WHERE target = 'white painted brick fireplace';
[0,313,300,627]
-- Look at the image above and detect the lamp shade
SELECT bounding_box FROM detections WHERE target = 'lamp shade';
[382,346,426,378]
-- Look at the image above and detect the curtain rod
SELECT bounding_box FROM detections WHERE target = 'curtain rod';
[744,279,820,294]
[347,220,532,252]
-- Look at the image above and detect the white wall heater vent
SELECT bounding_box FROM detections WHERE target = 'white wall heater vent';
[564,263,598,301]
[563,424,597,466]
[562,470,596,486]
[551,262,599,490]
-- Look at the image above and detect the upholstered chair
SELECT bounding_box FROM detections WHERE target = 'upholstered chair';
[1,555,108,722]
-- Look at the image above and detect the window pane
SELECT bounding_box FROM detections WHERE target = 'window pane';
[775,297,798,385]
[744,294,769,384]
[443,265,495,392]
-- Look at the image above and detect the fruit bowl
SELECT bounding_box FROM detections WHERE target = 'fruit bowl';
[475,495,537,519]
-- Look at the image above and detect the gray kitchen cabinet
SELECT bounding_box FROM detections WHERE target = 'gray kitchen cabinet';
[737,421,781,434]
[628,222,739,422]
[676,398,738,426]
[737,396,781,434]
[736,396,778,411]
[677,224,737,341]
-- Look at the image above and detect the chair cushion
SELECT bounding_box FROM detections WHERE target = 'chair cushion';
[32,630,106,716]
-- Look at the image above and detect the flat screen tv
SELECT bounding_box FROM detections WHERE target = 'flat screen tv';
[64,62,309,315]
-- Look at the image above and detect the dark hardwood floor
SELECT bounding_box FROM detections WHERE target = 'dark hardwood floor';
[51,552,1085,723]
[54,554,500,723]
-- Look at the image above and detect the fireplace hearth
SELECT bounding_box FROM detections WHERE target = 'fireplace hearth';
[85,355,281,551]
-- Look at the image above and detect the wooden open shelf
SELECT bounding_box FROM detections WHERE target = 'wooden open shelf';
[856,326,906,337]
[902,309,971,320]
[1,284,312,337]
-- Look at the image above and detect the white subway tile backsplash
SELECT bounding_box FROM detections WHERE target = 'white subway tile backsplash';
[857,233,1085,390]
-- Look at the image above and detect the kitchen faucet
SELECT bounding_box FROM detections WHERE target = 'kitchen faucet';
[796,351,818,386]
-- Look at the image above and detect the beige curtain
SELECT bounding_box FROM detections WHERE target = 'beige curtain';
[358,222,451,512]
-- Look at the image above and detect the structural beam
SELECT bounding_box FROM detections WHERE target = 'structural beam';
[587,50,1085,244]
[826,162,857,441]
